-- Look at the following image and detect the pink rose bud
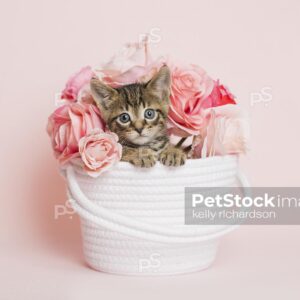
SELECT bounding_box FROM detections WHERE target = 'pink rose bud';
[79,130,122,177]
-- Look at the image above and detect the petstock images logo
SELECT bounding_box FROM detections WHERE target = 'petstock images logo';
[185,187,300,225]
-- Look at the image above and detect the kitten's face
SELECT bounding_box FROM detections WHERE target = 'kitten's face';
[107,89,167,145]
[90,66,171,146]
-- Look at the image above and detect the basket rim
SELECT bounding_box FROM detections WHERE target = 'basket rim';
[67,154,239,177]
[116,154,238,168]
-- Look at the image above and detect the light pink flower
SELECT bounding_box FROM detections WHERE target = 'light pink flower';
[79,130,122,177]
[47,103,105,164]
[61,66,94,101]
[168,64,215,136]
[192,105,249,158]
[94,37,164,87]
[168,63,237,136]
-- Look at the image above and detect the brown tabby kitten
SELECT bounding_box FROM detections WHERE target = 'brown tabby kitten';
[90,66,186,168]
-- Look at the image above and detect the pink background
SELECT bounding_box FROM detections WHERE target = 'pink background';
[0,0,299,299]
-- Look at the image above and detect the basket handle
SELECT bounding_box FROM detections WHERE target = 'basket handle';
[66,166,250,244]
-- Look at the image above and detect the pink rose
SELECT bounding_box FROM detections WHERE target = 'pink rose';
[61,66,94,101]
[79,130,122,177]
[168,64,215,136]
[168,64,237,136]
[192,105,249,158]
[47,103,105,164]
[94,37,164,87]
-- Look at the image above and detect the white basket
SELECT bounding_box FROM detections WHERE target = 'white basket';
[66,155,249,276]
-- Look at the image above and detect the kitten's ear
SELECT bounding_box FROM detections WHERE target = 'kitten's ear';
[146,65,171,101]
[90,77,118,110]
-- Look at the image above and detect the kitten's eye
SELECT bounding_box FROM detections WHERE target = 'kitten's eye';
[118,113,131,123]
[144,109,156,120]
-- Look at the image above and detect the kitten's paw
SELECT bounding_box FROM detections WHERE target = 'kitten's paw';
[129,148,156,168]
[130,156,156,168]
[159,147,186,167]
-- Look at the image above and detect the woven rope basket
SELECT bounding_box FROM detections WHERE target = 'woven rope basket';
[66,155,249,276]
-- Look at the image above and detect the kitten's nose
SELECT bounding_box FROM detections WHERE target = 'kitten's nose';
[135,127,143,134]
